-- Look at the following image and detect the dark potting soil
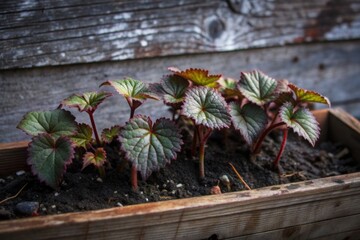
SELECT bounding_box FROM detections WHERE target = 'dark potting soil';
[0,129,359,220]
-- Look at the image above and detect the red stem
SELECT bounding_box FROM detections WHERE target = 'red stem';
[197,125,212,179]
[273,128,288,167]
[88,111,101,146]
[199,140,205,179]
[131,165,138,191]
[130,107,135,119]
[98,166,106,179]
[253,122,286,154]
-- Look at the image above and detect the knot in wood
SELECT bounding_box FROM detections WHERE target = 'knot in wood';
[208,18,225,40]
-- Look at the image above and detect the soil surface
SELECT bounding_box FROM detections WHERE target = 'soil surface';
[0,129,359,220]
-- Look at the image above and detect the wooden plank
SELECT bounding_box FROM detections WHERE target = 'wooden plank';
[312,229,360,240]
[0,0,359,69]
[1,40,360,142]
[329,108,360,162]
[229,214,360,240]
[0,173,359,239]
[0,141,28,176]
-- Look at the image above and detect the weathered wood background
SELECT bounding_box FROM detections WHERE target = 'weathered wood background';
[1,0,360,142]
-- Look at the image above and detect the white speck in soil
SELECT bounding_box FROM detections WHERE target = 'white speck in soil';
[6,175,14,180]
[114,191,118,194]
[51,205,56,209]
[176,183,183,188]
[96,177,103,183]
[54,192,59,197]
[145,198,149,202]
[116,202,123,207]
[16,170,25,176]
[0,178,5,183]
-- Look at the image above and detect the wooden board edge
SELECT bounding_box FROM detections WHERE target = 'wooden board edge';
[328,108,360,162]
[0,172,359,234]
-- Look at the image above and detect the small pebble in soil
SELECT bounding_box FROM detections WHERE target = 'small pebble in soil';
[176,183,183,188]
[0,178,5,184]
[16,170,26,176]
[220,175,231,191]
[145,198,149,202]
[114,191,118,194]
[210,186,222,195]
[6,175,14,180]
[54,192,59,197]
[51,205,56,209]
[15,202,39,216]
[116,202,123,207]
[96,177,103,183]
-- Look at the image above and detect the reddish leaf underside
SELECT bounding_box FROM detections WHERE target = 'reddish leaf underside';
[82,148,107,169]
[62,91,112,113]
[169,68,221,87]
[289,84,331,106]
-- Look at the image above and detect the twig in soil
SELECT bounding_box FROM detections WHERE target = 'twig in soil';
[0,183,28,205]
[280,171,307,180]
[229,163,251,190]
[335,148,350,159]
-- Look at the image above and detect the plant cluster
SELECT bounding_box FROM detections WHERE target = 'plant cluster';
[17,68,330,191]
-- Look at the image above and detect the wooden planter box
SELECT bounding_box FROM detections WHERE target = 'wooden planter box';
[0,108,360,240]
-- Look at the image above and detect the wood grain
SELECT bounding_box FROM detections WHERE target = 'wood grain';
[1,0,359,69]
[0,173,359,239]
[0,141,28,176]
[1,40,359,142]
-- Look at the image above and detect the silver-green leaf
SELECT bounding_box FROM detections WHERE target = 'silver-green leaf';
[119,116,182,180]
[229,103,267,144]
[239,70,278,106]
[182,87,231,129]
[280,102,320,146]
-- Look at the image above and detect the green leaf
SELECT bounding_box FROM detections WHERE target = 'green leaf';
[239,70,278,105]
[151,75,190,105]
[280,102,320,146]
[182,86,231,129]
[229,103,267,144]
[17,109,77,138]
[169,68,221,87]
[82,148,107,169]
[70,123,93,148]
[62,91,112,113]
[28,134,74,189]
[218,77,243,99]
[289,84,331,106]
[119,116,182,180]
[100,78,159,102]
[101,125,121,143]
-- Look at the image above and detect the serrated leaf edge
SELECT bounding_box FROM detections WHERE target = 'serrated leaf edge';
[27,134,75,189]
[181,86,231,130]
